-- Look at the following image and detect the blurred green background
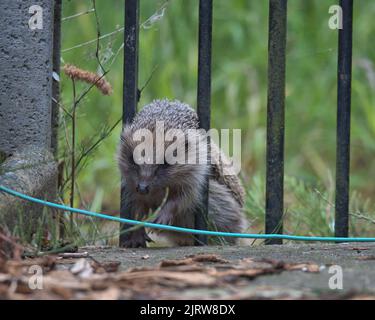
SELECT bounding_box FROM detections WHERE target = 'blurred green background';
[59,0,375,240]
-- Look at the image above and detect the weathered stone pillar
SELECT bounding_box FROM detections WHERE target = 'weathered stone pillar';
[0,0,58,235]
[0,0,54,155]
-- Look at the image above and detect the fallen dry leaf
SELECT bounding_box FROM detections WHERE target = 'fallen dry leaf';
[159,254,228,268]
[357,256,375,261]
[101,261,121,273]
[159,258,195,267]
[284,263,322,273]
[70,258,94,278]
[187,254,229,263]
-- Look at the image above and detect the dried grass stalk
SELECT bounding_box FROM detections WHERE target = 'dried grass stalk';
[63,64,113,95]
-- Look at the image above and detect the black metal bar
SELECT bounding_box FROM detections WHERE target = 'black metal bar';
[195,0,212,245]
[335,0,353,238]
[265,0,287,245]
[51,0,62,157]
[120,0,139,246]
[52,0,63,239]
[122,0,139,124]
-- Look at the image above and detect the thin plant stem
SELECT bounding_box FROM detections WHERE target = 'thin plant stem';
[70,78,77,229]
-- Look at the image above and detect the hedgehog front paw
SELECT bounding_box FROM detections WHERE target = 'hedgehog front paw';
[120,228,151,248]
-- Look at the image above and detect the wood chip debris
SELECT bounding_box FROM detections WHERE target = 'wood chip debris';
[0,250,327,300]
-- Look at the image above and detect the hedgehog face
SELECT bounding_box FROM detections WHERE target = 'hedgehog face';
[117,126,208,199]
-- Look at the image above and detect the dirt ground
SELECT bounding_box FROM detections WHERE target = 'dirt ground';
[82,243,375,299]
[1,242,375,299]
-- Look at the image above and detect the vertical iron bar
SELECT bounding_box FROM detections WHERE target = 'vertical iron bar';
[122,0,139,124]
[51,0,62,157]
[52,0,63,238]
[195,0,212,245]
[120,0,139,246]
[335,0,353,238]
[265,0,287,245]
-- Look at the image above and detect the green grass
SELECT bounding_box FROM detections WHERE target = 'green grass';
[57,0,375,243]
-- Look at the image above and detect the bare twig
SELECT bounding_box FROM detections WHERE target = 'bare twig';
[70,78,77,229]
[62,8,95,22]
[60,116,122,192]
[138,64,159,99]
[350,212,375,225]
[76,71,111,104]
[58,252,89,258]
[58,103,72,119]
[75,118,122,171]
[61,0,171,53]
[62,27,124,53]
[92,0,107,74]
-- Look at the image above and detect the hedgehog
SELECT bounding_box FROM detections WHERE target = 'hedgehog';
[117,99,247,247]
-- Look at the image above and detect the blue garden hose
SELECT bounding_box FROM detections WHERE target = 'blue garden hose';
[1,184,374,242]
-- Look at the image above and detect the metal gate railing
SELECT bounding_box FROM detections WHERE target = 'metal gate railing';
[120,0,353,246]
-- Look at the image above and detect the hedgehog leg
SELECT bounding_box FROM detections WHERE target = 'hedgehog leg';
[153,198,196,246]
[208,179,247,245]
[119,188,152,248]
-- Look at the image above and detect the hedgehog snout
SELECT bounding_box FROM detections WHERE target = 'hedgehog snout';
[136,182,150,195]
